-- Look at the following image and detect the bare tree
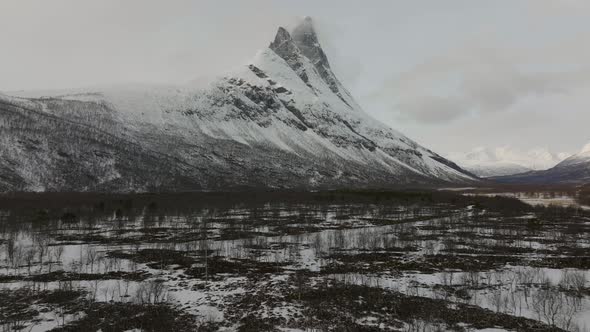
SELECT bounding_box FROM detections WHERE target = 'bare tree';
[53,246,64,267]
[532,288,580,329]
[24,248,36,275]
[560,270,586,293]
[85,246,98,273]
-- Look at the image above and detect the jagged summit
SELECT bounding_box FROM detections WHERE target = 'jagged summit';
[270,27,292,48]
[291,17,331,68]
[269,27,310,86]
[287,17,352,107]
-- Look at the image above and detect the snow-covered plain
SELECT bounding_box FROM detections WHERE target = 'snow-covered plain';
[1,192,589,331]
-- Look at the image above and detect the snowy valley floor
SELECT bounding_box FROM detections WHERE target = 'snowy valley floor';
[0,191,589,332]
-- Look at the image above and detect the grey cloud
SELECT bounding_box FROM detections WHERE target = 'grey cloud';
[373,41,590,124]
[395,95,468,123]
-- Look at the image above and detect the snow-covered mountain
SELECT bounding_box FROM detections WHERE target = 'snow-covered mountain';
[448,146,569,177]
[460,162,532,178]
[494,142,590,184]
[558,142,590,168]
[0,17,477,192]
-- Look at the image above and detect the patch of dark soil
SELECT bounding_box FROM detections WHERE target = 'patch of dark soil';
[0,288,85,326]
[237,316,281,332]
[431,284,472,300]
[55,234,115,244]
[217,228,276,240]
[0,288,41,325]
[530,256,590,269]
[0,270,150,283]
[396,232,442,241]
[287,283,563,332]
[321,253,521,274]
[361,214,453,226]
[184,257,289,279]
[55,231,216,245]
[342,245,419,253]
[442,245,538,255]
[242,241,300,251]
[50,302,206,332]
[41,290,82,304]
[273,225,323,236]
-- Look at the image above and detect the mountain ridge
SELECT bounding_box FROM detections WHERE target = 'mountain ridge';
[493,142,590,184]
[449,146,570,177]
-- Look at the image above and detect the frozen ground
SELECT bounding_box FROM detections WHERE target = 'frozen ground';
[0,191,588,331]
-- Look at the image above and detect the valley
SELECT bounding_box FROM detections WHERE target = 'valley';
[0,191,588,331]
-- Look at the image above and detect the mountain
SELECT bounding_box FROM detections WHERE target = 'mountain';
[462,162,532,178]
[0,17,477,192]
[493,143,590,184]
[448,146,569,177]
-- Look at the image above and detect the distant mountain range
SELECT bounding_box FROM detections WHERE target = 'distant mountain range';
[493,143,590,184]
[0,17,477,192]
[448,147,570,177]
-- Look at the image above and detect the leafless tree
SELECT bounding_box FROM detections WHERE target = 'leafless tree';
[560,270,586,293]
[53,245,64,266]
[532,287,580,329]
[134,280,168,304]
[24,248,36,275]
[85,246,98,273]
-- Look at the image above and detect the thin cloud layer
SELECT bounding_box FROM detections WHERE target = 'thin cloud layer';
[372,40,590,124]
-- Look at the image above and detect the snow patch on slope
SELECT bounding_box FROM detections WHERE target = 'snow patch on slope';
[554,141,590,168]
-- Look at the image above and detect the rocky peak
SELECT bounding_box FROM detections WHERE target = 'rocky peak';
[269,27,312,86]
[291,17,331,69]
[290,17,350,107]
[269,27,301,63]
[269,27,293,51]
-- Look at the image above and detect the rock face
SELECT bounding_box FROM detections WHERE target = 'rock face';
[290,17,348,104]
[0,18,477,192]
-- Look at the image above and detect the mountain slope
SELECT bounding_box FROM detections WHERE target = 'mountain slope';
[0,18,477,192]
[493,143,590,184]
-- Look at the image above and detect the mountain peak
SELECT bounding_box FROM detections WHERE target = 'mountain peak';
[291,17,330,68]
[293,16,316,36]
[268,18,348,105]
[580,142,590,154]
[268,26,311,86]
[270,27,292,48]
[269,27,300,60]
[286,16,355,107]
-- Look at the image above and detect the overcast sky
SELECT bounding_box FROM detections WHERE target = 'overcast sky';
[1,0,589,156]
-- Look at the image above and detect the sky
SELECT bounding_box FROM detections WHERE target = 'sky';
[1,0,589,157]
